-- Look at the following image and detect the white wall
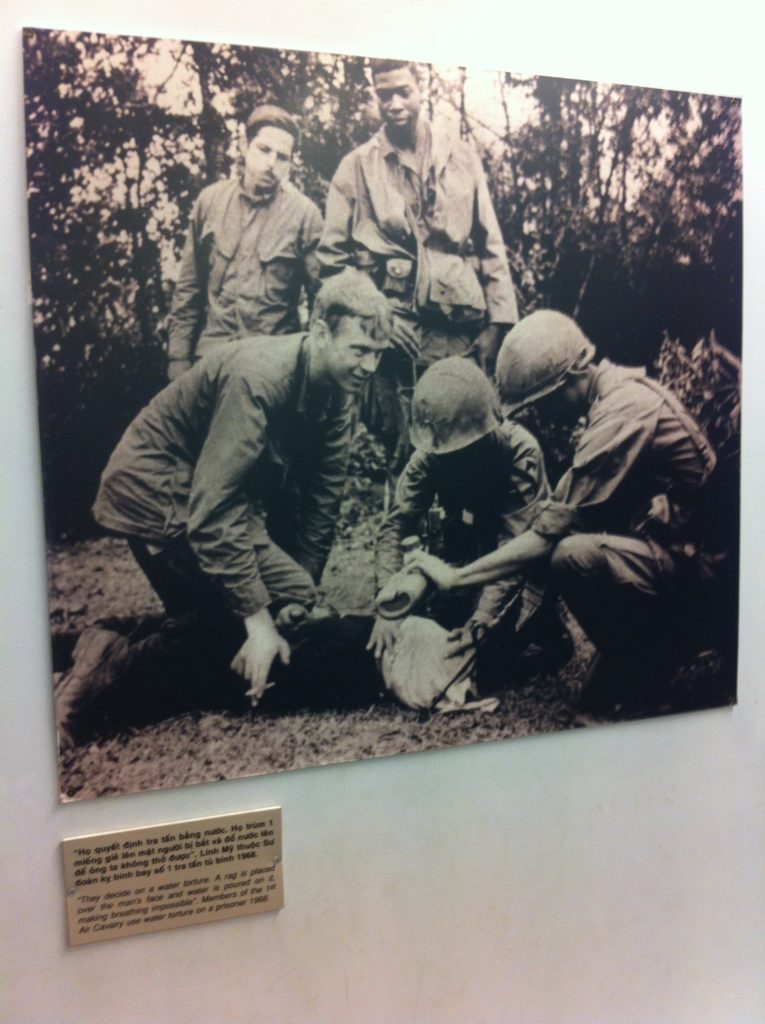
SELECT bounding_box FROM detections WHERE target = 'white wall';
[2,3,763,1022]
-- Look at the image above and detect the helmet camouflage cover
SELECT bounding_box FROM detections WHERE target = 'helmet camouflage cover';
[410,356,501,454]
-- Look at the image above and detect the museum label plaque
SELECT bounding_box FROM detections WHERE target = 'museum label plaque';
[62,808,283,945]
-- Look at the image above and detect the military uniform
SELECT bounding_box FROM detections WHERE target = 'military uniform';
[94,334,354,618]
[376,420,548,629]
[318,120,518,469]
[532,360,717,679]
[167,179,323,368]
[319,120,517,361]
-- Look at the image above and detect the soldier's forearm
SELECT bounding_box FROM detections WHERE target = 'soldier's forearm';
[453,531,553,587]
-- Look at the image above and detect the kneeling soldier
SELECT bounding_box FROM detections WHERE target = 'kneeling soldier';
[409,311,719,712]
[57,270,391,746]
[370,356,568,700]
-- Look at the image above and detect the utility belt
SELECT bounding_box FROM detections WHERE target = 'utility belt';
[354,250,486,325]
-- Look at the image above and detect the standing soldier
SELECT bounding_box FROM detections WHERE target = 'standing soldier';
[167,105,324,379]
[409,311,719,713]
[369,357,569,690]
[318,59,518,471]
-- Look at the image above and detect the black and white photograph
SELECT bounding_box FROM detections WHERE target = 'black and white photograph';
[23,27,742,802]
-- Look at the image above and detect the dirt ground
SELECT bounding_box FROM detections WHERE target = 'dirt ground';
[48,433,732,802]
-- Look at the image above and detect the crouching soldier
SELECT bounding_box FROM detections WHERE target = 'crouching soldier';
[409,311,720,714]
[56,270,392,747]
[369,356,570,701]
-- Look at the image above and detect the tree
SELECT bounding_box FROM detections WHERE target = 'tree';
[22,28,742,535]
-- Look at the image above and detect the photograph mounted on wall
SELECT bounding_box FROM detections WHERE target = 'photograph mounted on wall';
[22,27,742,801]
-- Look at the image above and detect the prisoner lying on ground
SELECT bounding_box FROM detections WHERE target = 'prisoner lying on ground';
[54,606,562,749]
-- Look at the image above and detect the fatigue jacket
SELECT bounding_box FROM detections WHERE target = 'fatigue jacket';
[167,179,323,363]
[376,420,548,625]
[93,335,354,617]
[531,361,717,542]
[318,122,518,330]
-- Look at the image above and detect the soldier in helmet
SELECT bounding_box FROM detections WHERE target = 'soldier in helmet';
[409,310,718,711]
[369,356,568,685]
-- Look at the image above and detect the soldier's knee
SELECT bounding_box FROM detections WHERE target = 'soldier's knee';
[550,535,606,580]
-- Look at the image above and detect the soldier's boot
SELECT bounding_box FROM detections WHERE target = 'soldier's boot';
[54,625,131,750]
[517,601,574,676]
[575,647,676,717]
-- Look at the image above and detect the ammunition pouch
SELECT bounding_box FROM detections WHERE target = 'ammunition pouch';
[354,252,416,306]
[382,257,415,300]
[422,251,486,325]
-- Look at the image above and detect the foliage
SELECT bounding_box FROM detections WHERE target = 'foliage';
[22,29,742,535]
[655,332,741,465]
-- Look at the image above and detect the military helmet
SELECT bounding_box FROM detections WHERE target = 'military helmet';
[410,357,500,454]
[496,310,595,415]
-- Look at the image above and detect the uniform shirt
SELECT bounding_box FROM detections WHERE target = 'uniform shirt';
[167,178,324,363]
[531,360,717,541]
[318,121,518,327]
[376,420,548,623]
[93,335,354,617]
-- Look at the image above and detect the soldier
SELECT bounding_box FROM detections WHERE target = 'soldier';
[409,311,718,711]
[57,271,391,745]
[318,59,518,471]
[369,357,568,690]
[166,104,323,379]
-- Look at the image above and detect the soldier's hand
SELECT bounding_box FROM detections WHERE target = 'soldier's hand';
[470,323,505,376]
[366,616,401,660]
[446,615,489,658]
[274,603,309,631]
[388,315,421,360]
[446,626,475,658]
[233,608,291,707]
[168,358,192,382]
[407,551,459,591]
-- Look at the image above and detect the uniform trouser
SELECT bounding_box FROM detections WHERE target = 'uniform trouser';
[82,536,319,720]
[128,535,317,619]
[550,532,678,672]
